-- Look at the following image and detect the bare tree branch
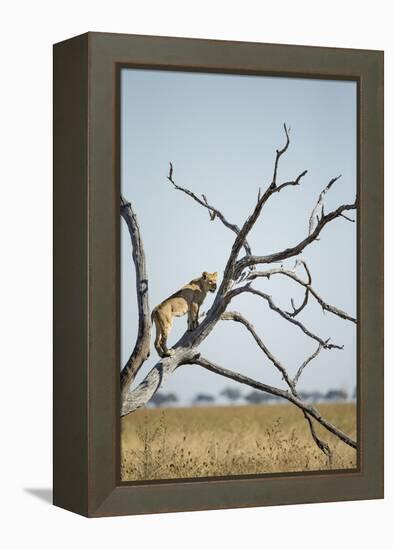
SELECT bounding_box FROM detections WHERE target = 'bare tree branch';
[275,169,308,193]
[247,262,356,323]
[271,123,290,189]
[228,285,343,349]
[202,194,216,220]
[302,414,332,458]
[167,162,252,256]
[289,293,309,317]
[293,343,323,386]
[120,196,151,395]
[217,174,309,295]
[270,124,308,193]
[340,212,355,223]
[235,200,357,275]
[121,347,199,416]
[287,260,311,317]
[309,175,341,235]
[221,311,293,387]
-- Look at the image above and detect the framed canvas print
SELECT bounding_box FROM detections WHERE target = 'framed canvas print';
[53,32,383,517]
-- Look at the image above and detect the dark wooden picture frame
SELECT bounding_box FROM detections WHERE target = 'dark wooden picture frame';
[53,32,383,517]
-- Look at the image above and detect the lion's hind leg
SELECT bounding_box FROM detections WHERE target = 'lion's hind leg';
[159,315,173,357]
[152,310,173,357]
[152,312,163,356]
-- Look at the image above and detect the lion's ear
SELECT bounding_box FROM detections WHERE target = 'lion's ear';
[202,271,208,279]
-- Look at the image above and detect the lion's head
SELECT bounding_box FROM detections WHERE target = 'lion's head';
[201,271,218,293]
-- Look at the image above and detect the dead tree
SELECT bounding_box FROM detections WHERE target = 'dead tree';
[120,124,357,460]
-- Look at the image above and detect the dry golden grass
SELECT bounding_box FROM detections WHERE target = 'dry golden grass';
[121,403,357,481]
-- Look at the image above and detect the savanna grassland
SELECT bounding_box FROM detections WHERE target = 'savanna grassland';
[120,402,357,481]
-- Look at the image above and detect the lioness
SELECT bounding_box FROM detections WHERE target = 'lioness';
[151,271,218,357]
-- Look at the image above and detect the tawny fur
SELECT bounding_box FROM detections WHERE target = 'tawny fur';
[151,272,218,357]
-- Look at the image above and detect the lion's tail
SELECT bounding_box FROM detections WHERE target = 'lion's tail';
[151,307,158,325]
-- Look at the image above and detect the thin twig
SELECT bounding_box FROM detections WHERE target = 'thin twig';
[167,162,251,255]
[293,343,324,386]
[340,212,355,223]
[271,123,290,189]
[309,175,341,235]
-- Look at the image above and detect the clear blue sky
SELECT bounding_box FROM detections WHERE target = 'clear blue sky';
[120,68,357,405]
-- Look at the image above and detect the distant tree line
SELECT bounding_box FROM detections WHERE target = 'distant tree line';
[148,386,354,407]
[244,388,349,404]
[149,392,178,407]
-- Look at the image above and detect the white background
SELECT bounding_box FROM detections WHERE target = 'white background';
[1,1,391,548]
